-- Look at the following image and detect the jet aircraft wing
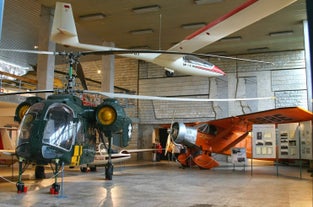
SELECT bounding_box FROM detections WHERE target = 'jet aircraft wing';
[154,0,297,63]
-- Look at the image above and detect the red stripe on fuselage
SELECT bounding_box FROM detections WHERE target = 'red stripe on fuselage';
[185,0,258,40]
[195,65,225,75]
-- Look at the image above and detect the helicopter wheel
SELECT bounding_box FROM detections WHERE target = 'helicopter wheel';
[50,183,60,195]
[90,166,97,172]
[105,162,113,180]
[80,166,88,173]
[35,165,46,179]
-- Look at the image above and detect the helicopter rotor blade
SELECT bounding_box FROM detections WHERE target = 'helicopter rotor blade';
[83,90,275,102]
[0,90,54,96]
[0,48,273,65]
[81,49,273,64]
[0,48,62,55]
[76,63,88,90]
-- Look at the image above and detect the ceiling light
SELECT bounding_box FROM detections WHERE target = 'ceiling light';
[129,45,151,49]
[269,31,293,37]
[130,29,153,35]
[132,5,160,13]
[194,0,223,5]
[79,13,106,21]
[247,47,269,52]
[219,36,242,42]
[181,22,206,29]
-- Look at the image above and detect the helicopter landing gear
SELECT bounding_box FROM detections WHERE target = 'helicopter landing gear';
[50,159,61,194]
[105,161,113,180]
[16,157,29,193]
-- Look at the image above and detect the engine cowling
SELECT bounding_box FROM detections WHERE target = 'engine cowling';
[171,122,197,147]
[96,99,132,147]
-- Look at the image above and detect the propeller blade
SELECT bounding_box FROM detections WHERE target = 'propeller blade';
[164,133,171,156]
[76,63,88,90]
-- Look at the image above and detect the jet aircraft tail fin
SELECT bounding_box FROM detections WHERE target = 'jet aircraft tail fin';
[50,2,80,46]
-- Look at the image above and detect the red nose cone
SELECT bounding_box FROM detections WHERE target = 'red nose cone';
[212,65,226,76]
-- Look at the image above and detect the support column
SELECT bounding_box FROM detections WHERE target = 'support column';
[305,0,313,173]
[101,41,115,92]
[37,6,55,98]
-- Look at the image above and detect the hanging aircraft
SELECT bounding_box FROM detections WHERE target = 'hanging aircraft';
[50,0,297,77]
[164,107,313,169]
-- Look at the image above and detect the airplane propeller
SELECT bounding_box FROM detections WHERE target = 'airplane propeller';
[165,111,175,156]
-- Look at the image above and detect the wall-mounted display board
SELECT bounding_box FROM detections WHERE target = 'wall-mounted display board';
[299,121,312,160]
[252,124,276,159]
[277,123,299,159]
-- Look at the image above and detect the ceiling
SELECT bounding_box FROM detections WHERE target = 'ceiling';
[0,0,308,77]
[37,0,307,56]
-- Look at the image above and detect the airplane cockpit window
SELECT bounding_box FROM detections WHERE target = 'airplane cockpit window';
[197,123,217,135]
[42,103,76,151]
[183,55,214,69]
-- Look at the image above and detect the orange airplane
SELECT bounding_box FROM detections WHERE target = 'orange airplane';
[164,107,313,169]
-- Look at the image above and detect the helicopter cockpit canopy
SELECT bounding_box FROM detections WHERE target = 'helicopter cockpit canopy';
[42,103,77,151]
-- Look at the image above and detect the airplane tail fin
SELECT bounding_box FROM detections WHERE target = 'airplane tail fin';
[0,128,15,150]
[50,2,80,46]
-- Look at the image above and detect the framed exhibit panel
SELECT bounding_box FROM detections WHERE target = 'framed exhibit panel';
[231,147,247,165]
[252,124,276,159]
[299,121,312,160]
[277,123,299,159]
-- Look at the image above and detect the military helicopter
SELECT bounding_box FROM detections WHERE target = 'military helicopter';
[0,51,134,194]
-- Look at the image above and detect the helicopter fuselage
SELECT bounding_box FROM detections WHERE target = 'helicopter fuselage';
[16,94,97,166]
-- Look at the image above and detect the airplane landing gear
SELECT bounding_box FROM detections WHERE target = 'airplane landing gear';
[165,70,174,77]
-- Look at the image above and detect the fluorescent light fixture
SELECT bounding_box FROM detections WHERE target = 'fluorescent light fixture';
[79,13,106,21]
[0,59,31,80]
[220,36,242,42]
[130,29,153,35]
[209,51,227,55]
[181,22,206,29]
[247,47,269,52]
[129,45,151,49]
[132,5,160,13]
[194,0,223,5]
[269,31,293,37]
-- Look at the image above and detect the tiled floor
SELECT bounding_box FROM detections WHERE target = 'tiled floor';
[0,161,312,207]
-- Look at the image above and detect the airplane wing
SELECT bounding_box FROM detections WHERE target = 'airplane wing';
[198,107,313,154]
[207,107,313,128]
[154,0,297,62]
